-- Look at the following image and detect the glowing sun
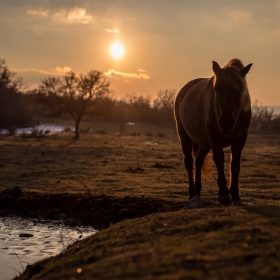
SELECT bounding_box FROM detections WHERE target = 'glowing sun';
[110,43,124,59]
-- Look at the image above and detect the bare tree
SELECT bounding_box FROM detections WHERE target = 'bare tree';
[39,70,110,139]
[0,58,32,131]
[153,89,176,111]
[0,58,15,89]
[0,58,26,91]
[153,89,176,122]
[251,100,275,130]
[126,93,152,122]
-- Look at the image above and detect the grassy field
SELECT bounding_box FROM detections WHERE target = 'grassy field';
[0,122,280,279]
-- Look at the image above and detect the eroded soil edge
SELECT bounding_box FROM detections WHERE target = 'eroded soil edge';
[0,186,185,229]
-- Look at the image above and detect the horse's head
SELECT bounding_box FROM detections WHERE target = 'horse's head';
[212,60,252,135]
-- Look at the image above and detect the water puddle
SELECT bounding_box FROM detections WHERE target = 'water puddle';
[0,124,74,136]
[0,216,96,280]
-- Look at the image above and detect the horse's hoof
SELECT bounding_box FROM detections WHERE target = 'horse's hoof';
[219,194,232,205]
[184,195,204,209]
[232,200,246,206]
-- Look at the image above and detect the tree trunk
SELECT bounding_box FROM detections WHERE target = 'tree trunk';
[74,118,81,140]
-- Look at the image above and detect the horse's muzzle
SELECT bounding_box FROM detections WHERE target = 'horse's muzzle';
[220,129,233,135]
[218,114,235,134]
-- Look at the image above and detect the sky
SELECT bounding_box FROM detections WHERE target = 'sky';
[1,0,280,105]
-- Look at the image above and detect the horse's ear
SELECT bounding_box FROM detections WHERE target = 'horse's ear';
[212,61,221,76]
[240,63,253,78]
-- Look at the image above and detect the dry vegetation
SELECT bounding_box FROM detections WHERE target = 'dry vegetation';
[0,122,280,279]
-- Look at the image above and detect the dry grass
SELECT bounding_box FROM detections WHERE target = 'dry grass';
[0,123,279,204]
[16,207,280,280]
[1,122,280,279]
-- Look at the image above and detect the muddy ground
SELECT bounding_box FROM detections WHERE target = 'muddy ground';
[0,188,184,229]
[0,122,280,279]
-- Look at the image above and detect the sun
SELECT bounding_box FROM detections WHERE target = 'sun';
[110,43,124,59]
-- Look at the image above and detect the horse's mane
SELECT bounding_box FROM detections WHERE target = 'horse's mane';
[225,58,244,70]
[219,59,246,92]
[214,58,251,111]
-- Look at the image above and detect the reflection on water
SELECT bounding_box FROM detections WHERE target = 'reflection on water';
[0,124,74,136]
[0,216,96,280]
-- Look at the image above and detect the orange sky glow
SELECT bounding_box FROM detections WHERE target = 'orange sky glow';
[1,1,280,105]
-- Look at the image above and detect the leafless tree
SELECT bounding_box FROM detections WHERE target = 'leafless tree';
[0,58,26,91]
[153,89,176,122]
[0,58,32,131]
[251,100,275,130]
[126,93,152,122]
[39,70,110,139]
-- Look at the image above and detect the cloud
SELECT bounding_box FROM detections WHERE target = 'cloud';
[228,9,252,25]
[14,66,72,76]
[59,7,92,24]
[26,6,93,24]
[27,9,49,18]
[105,69,150,80]
[53,66,72,73]
[105,29,119,33]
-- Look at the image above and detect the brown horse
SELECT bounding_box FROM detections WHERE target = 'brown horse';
[174,59,252,207]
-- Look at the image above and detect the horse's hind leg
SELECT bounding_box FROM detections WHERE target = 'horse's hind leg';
[177,128,196,199]
[194,147,210,196]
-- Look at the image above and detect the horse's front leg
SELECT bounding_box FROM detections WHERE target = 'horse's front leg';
[229,133,248,205]
[212,147,232,205]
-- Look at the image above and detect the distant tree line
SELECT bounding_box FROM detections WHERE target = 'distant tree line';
[0,57,280,138]
[250,100,280,132]
[92,89,176,124]
[0,59,33,133]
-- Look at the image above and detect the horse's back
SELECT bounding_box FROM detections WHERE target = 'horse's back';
[175,78,211,148]
[175,78,206,107]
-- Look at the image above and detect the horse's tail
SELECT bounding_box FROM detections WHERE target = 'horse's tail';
[202,154,212,179]
[192,144,212,180]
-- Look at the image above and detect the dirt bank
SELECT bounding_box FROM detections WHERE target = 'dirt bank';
[0,187,185,229]
[14,204,280,280]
